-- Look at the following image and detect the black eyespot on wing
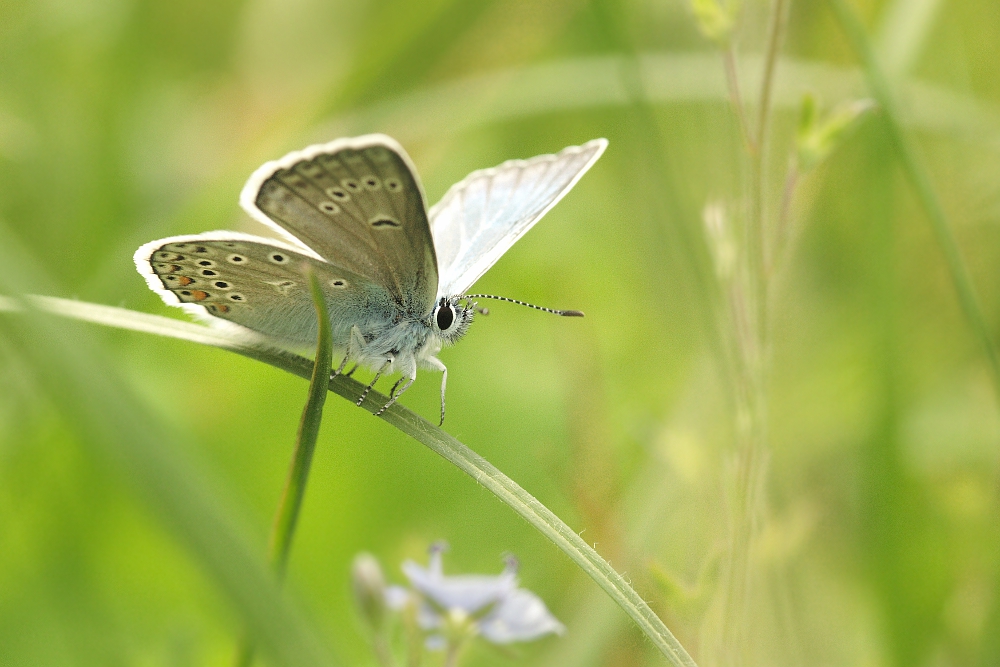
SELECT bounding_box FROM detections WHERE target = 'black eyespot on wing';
[436,304,455,331]
[326,187,350,201]
[201,269,217,276]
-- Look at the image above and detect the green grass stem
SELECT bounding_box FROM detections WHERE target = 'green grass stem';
[269,270,334,578]
[827,0,1000,401]
[234,270,335,667]
[0,294,697,667]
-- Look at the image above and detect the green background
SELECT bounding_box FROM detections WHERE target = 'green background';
[1,0,999,665]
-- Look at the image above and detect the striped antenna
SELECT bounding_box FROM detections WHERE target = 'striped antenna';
[460,294,584,317]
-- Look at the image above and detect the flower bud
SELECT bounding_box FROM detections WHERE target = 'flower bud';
[690,0,741,46]
[797,94,877,171]
[352,553,388,630]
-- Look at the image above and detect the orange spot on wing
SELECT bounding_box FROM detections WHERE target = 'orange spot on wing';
[177,275,194,286]
[190,290,209,301]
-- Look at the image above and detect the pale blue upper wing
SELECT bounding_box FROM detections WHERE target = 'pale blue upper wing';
[428,139,607,298]
[239,134,438,318]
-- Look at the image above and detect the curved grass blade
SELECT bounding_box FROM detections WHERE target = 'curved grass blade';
[1,294,697,667]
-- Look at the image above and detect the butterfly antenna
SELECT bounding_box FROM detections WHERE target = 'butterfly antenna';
[461,294,584,317]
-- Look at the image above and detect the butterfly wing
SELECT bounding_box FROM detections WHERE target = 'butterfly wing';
[240,134,438,317]
[428,138,607,298]
[134,232,396,348]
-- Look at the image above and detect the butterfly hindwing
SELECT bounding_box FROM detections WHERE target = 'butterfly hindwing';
[136,233,396,348]
[429,139,607,297]
[240,135,438,317]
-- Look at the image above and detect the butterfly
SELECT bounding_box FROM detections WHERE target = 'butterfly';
[135,135,607,423]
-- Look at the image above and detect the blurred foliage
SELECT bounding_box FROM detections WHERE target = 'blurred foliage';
[1,0,1000,666]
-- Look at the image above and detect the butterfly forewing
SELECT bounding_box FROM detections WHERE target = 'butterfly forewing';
[143,235,393,347]
[242,135,438,317]
[429,139,607,298]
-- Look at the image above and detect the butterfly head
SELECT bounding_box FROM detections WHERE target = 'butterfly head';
[431,296,476,344]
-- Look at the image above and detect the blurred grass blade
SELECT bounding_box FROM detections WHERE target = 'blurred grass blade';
[827,0,1000,401]
[323,53,999,148]
[1,292,698,667]
[235,270,335,667]
[0,224,335,667]
[270,269,335,577]
[875,0,943,76]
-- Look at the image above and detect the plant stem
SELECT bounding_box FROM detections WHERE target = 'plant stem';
[443,644,462,667]
[372,636,397,667]
[750,0,789,333]
[233,269,334,667]
[756,0,789,158]
[269,271,334,576]
[723,47,757,156]
[13,294,697,667]
[713,2,788,665]
[826,0,1000,403]
[769,163,800,278]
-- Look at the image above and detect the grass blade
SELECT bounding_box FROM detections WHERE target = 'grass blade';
[0,226,335,667]
[234,270,335,667]
[827,0,1000,402]
[1,294,697,667]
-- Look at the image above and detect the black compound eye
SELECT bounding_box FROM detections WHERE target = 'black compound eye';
[436,304,455,331]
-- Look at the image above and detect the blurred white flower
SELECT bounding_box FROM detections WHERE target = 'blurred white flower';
[386,543,565,649]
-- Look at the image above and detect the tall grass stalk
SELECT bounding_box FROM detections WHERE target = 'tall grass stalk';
[827,0,1000,402]
[707,1,788,663]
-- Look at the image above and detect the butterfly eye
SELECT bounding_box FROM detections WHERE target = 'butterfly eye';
[436,304,455,331]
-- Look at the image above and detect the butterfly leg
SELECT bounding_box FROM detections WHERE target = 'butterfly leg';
[345,364,360,378]
[357,358,391,408]
[375,375,415,417]
[424,356,448,426]
[331,352,350,377]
